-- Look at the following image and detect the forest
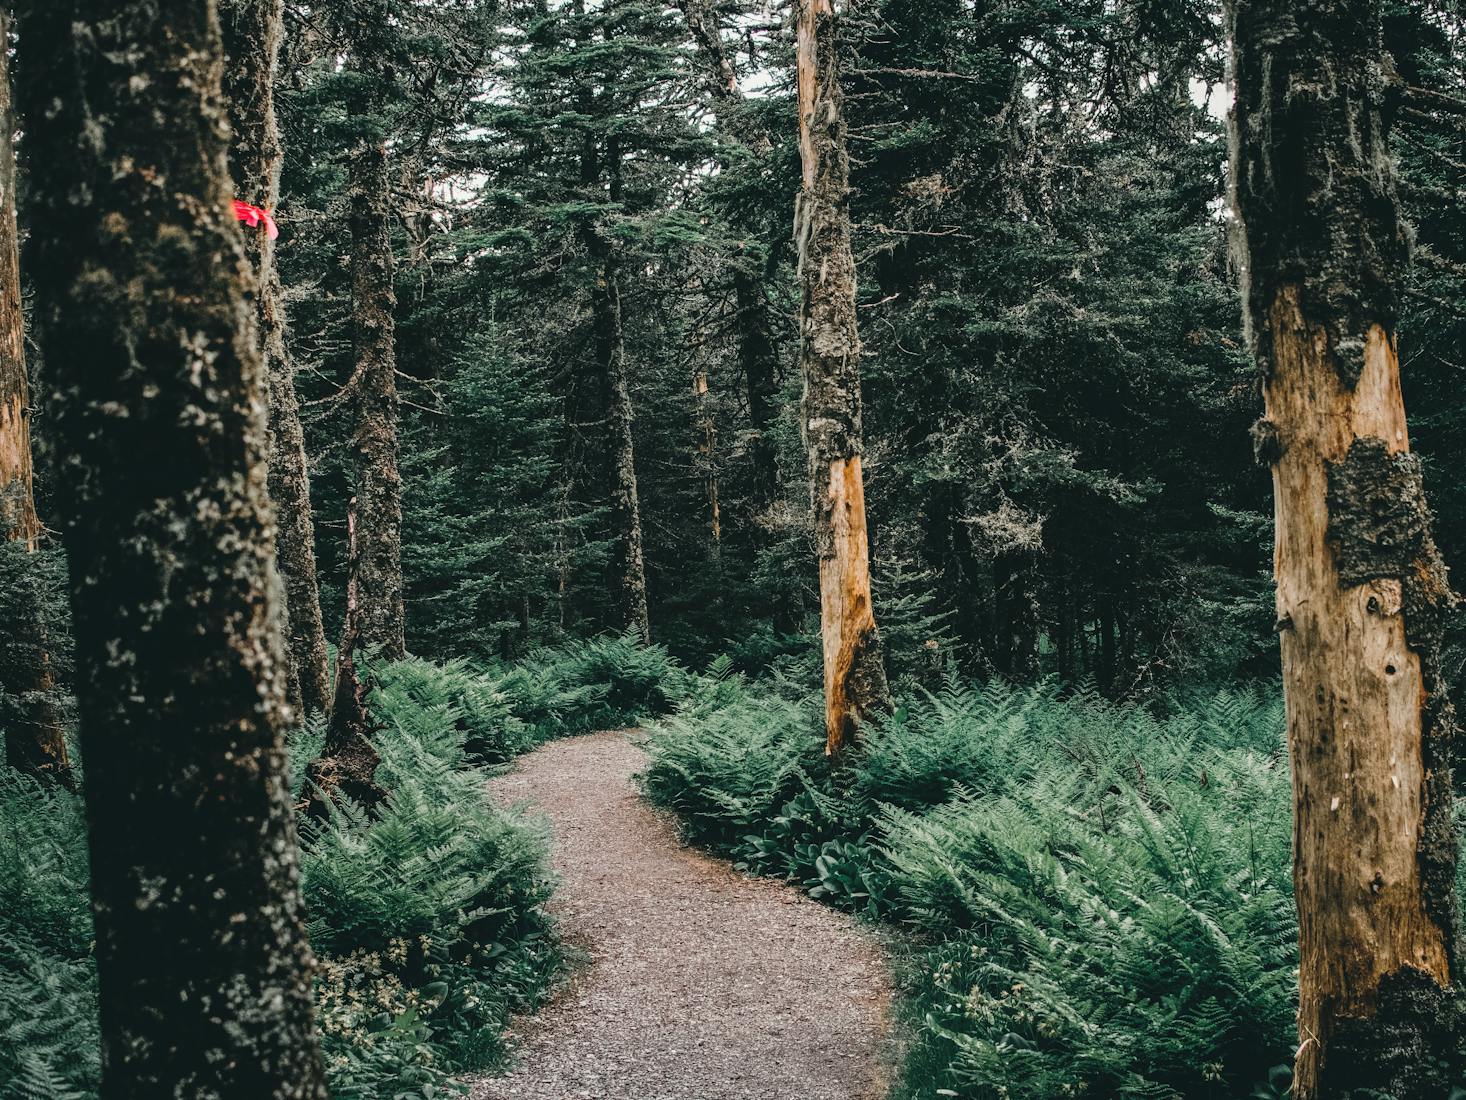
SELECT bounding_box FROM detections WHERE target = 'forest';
[3,0,1466,1098]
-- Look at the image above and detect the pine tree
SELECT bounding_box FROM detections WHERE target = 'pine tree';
[12,1,328,1093]
[1228,1,1461,1094]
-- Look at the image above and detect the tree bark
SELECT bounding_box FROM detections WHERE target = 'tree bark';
[305,497,384,820]
[220,0,332,717]
[590,223,651,641]
[796,0,889,755]
[1228,2,1461,1095]
[12,1,328,1095]
[0,7,69,785]
[345,0,406,660]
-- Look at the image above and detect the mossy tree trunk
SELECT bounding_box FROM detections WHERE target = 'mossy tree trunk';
[220,0,332,717]
[1228,2,1461,1095]
[12,0,328,1095]
[345,0,406,660]
[796,0,889,755]
[0,6,69,785]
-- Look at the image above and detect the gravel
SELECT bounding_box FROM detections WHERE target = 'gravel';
[470,729,895,1100]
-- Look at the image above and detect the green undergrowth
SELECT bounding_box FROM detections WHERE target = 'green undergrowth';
[0,632,692,1098]
[642,671,1310,1100]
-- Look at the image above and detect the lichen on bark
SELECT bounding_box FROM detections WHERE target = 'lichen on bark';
[220,0,332,717]
[12,0,328,1093]
[1227,0,1409,384]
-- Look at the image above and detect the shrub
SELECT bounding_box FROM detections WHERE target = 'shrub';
[643,676,1302,1100]
[0,771,98,1099]
[0,653,566,1099]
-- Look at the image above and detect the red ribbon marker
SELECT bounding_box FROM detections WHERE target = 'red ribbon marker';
[232,199,280,241]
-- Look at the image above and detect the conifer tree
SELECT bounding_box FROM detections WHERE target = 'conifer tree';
[13,1,328,1093]
[1228,1,1461,1094]
[342,0,407,659]
[221,0,332,716]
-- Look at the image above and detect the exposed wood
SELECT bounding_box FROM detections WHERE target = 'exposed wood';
[1228,1,1462,1093]
[796,0,889,755]
[1265,291,1453,1094]
[0,6,69,785]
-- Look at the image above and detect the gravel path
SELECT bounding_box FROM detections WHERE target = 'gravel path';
[471,729,894,1100]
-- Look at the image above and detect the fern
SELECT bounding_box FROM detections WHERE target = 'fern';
[644,675,1302,1099]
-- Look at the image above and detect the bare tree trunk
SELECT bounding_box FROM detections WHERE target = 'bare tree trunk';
[1228,2,1460,1095]
[345,0,406,660]
[13,1,327,1094]
[0,7,69,785]
[796,0,889,755]
[220,0,331,717]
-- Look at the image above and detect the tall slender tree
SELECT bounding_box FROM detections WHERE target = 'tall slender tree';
[343,0,407,659]
[796,0,889,754]
[0,6,68,784]
[221,0,332,715]
[13,0,328,1094]
[576,0,651,641]
[679,0,782,518]
[1228,1,1461,1095]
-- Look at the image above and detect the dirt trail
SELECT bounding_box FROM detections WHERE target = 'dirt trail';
[471,729,894,1100]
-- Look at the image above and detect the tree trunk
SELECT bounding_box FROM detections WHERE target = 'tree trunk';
[592,230,651,641]
[679,0,782,517]
[346,0,406,660]
[1228,2,1461,1095]
[575,81,651,640]
[0,7,69,785]
[13,1,328,1095]
[694,367,723,566]
[796,0,889,755]
[995,547,1040,682]
[304,498,384,820]
[220,0,331,717]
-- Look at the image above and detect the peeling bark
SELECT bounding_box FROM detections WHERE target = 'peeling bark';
[796,0,889,755]
[1228,2,1461,1094]
[221,0,331,717]
[345,0,406,660]
[12,1,328,1094]
[0,7,68,785]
